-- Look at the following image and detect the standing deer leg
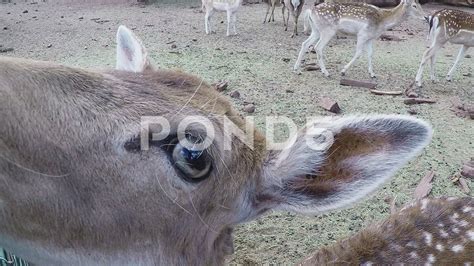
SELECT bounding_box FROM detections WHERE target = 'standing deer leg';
[232,12,237,35]
[447,45,468,82]
[291,12,298,38]
[366,40,376,78]
[315,29,336,77]
[284,8,290,31]
[282,6,285,26]
[270,1,276,22]
[415,43,443,87]
[264,3,271,23]
[205,9,214,34]
[294,30,320,72]
[226,10,232,36]
[341,36,368,76]
[429,51,439,82]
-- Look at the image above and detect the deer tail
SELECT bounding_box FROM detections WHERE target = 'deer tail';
[426,15,438,42]
[291,0,300,12]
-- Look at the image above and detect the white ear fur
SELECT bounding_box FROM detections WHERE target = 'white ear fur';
[116,25,149,73]
[260,115,432,215]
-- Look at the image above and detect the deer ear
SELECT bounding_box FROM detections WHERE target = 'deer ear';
[258,115,432,215]
[116,25,152,72]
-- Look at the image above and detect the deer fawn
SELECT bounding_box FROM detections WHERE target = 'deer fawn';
[294,0,425,77]
[300,197,474,265]
[0,26,433,264]
[202,0,242,36]
[415,9,474,87]
[283,0,305,37]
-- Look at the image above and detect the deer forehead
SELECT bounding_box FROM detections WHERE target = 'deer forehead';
[131,69,268,160]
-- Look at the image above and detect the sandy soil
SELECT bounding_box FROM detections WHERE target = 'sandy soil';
[1,1,473,264]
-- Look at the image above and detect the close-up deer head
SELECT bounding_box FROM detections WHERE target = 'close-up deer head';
[0,25,434,265]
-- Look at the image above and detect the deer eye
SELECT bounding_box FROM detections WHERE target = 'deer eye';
[170,140,212,182]
[412,4,417,7]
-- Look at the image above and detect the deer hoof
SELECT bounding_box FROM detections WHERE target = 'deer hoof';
[415,81,423,88]
[341,71,346,76]
[370,74,376,79]
[446,76,452,82]
[293,70,302,75]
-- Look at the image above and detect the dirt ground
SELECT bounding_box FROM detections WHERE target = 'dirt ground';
[1,1,473,264]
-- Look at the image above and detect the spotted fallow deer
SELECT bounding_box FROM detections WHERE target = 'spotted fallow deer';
[415,9,474,87]
[283,0,305,37]
[300,197,474,265]
[0,26,433,265]
[294,0,425,77]
[202,0,242,36]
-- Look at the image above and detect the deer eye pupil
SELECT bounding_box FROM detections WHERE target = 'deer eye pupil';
[171,142,212,182]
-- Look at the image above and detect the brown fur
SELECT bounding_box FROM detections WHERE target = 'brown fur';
[287,129,388,198]
[0,56,265,265]
[433,9,474,36]
[300,197,474,265]
[0,26,433,265]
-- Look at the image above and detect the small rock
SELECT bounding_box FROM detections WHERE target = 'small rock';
[192,38,197,42]
[465,54,471,58]
[445,54,453,57]
[61,16,64,18]
[213,80,228,92]
[243,104,255,113]
[407,108,418,115]
[22,10,28,14]
[46,44,52,48]
[171,44,177,49]
[461,158,474,178]
[78,16,84,20]
[468,106,474,120]
[319,97,341,113]
[0,47,14,53]
[282,58,290,62]
[215,47,221,51]
[285,89,294,93]
[305,65,320,71]
[229,90,240,99]
[3,27,7,30]
[462,73,472,77]
[32,16,37,19]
